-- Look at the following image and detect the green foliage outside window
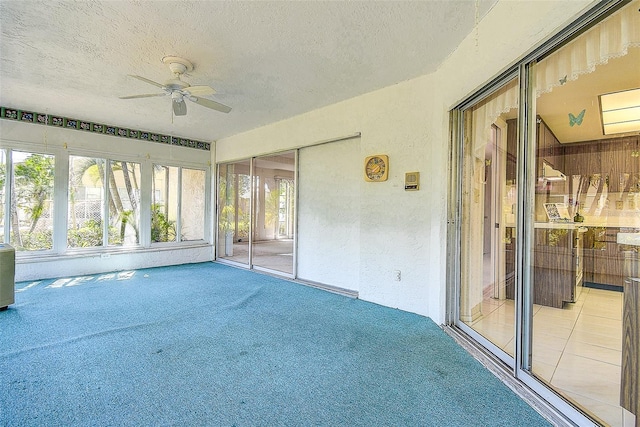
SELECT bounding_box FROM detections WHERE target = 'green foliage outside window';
[151,203,176,243]
[12,154,55,250]
[67,219,121,248]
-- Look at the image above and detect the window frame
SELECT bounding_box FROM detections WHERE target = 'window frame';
[0,142,212,258]
[151,161,210,246]
[7,149,57,254]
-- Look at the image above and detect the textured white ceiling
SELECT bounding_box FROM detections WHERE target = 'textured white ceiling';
[0,1,496,142]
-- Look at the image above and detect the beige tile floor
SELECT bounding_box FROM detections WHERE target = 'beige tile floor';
[217,239,294,274]
[469,286,635,427]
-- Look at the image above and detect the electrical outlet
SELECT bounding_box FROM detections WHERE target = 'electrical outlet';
[393,270,401,281]
[100,253,110,259]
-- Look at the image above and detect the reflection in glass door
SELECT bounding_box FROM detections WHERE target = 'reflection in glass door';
[458,77,519,360]
[217,160,251,266]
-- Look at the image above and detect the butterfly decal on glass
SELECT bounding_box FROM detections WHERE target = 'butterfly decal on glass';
[569,109,586,127]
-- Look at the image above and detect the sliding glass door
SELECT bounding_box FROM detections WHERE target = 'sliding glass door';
[251,153,295,274]
[217,160,251,266]
[217,152,296,276]
[458,78,519,361]
[528,9,639,425]
[453,2,638,426]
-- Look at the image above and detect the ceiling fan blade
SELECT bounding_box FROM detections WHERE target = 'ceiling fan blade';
[184,85,216,96]
[119,93,167,99]
[128,74,165,89]
[189,96,232,113]
[173,99,187,116]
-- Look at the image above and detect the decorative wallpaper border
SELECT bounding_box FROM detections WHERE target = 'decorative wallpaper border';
[0,106,211,151]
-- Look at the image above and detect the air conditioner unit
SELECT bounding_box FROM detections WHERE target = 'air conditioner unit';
[0,244,15,310]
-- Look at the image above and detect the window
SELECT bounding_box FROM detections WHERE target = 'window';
[152,165,206,243]
[0,146,209,256]
[68,156,141,248]
[11,151,55,251]
[109,161,141,246]
[152,165,178,243]
[68,156,106,248]
[181,168,205,242]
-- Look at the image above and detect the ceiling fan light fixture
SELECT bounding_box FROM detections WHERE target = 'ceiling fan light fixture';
[172,97,187,116]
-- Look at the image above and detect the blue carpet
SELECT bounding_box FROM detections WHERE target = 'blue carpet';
[1,262,550,426]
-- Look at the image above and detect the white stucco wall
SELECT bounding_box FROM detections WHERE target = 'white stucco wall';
[215,0,594,323]
[297,137,361,289]
[15,245,213,282]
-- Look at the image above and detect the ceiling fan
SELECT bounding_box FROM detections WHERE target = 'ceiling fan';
[120,56,231,116]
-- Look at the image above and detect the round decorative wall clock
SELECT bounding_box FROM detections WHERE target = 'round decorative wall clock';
[364,155,389,182]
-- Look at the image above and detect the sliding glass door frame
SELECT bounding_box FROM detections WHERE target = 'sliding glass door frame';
[448,68,521,370]
[447,2,629,425]
[248,158,255,269]
[447,64,606,427]
[249,151,298,279]
[216,151,297,279]
[514,61,535,378]
[214,159,252,270]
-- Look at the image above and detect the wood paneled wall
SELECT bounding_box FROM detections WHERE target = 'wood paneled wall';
[563,136,640,193]
[621,276,639,420]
